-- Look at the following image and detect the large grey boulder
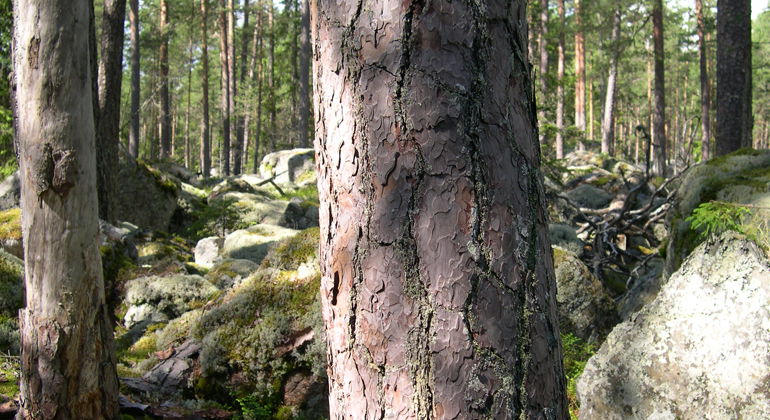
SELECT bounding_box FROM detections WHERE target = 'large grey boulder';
[553,246,618,343]
[258,148,315,185]
[578,232,770,419]
[564,184,613,210]
[0,172,19,211]
[124,274,219,328]
[114,150,180,232]
[221,224,298,264]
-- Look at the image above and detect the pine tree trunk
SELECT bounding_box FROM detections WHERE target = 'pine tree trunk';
[716,0,752,155]
[160,0,172,158]
[96,0,127,223]
[268,3,276,152]
[601,3,621,155]
[235,0,251,173]
[556,0,565,158]
[312,1,568,417]
[575,0,586,150]
[185,37,193,170]
[652,0,667,176]
[229,0,241,174]
[129,0,141,158]
[252,2,264,173]
[537,0,549,145]
[200,0,212,177]
[13,0,120,416]
[219,0,231,175]
[298,0,311,148]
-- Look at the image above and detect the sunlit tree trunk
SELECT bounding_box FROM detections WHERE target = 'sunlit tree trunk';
[228,0,240,174]
[716,0,752,155]
[160,0,171,158]
[235,0,251,174]
[575,0,586,150]
[200,0,212,177]
[312,1,568,417]
[298,0,311,148]
[218,0,231,175]
[13,0,119,416]
[601,3,621,155]
[129,0,140,158]
[556,0,565,158]
[652,0,667,175]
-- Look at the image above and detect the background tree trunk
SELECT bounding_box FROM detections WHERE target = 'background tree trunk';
[235,0,251,174]
[268,3,276,152]
[697,0,710,161]
[297,0,311,148]
[129,0,141,158]
[228,0,240,174]
[200,0,212,177]
[575,0,586,150]
[159,0,171,158]
[218,0,231,175]
[652,0,667,175]
[716,0,752,155]
[312,1,568,418]
[13,0,119,416]
[556,0,565,158]
[601,3,621,155]
[96,0,127,223]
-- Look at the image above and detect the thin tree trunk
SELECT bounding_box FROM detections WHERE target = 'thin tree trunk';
[601,4,621,155]
[185,36,193,169]
[298,0,311,148]
[200,0,212,177]
[555,0,565,158]
[575,0,586,150]
[229,0,241,174]
[537,0,549,145]
[268,2,276,152]
[160,0,171,158]
[235,0,251,174]
[219,0,231,175]
[129,0,141,158]
[13,0,120,416]
[312,0,569,417]
[252,1,264,173]
[96,0,127,223]
[652,0,666,176]
[716,0,752,155]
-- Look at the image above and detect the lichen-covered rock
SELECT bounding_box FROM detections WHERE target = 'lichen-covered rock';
[0,172,19,211]
[553,247,618,343]
[114,150,180,232]
[577,232,770,419]
[564,184,613,210]
[549,224,583,255]
[664,148,770,279]
[258,148,315,185]
[206,258,259,289]
[221,224,299,264]
[124,275,219,328]
[194,237,223,269]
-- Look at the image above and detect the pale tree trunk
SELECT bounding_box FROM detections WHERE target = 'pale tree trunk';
[268,3,276,152]
[311,1,569,418]
[297,0,311,148]
[13,0,120,417]
[235,0,251,174]
[200,0,212,177]
[96,0,127,223]
[160,0,171,158]
[716,0,752,155]
[228,0,241,174]
[244,0,262,172]
[556,0,565,158]
[252,4,265,173]
[129,0,140,158]
[219,0,231,175]
[537,0,549,145]
[652,0,667,176]
[185,36,193,170]
[601,3,621,155]
[575,0,586,150]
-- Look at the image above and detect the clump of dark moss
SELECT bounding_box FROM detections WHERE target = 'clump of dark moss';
[562,333,595,419]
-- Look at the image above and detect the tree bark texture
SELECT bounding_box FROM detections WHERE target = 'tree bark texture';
[697,0,710,161]
[574,0,586,148]
[652,0,666,175]
[218,0,231,175]
[96,0,127,223]
[200,0,212,177]
[556,0,565,159]
[601,3,621,155]
[129,0,141,158]
[268,3,276,152]
[235,0,250,174]
[159,0,171,158]
[228,0,240,174]
[13,0,120,417]
[716,0,752,155]
[311,1,568,418]
[297,0,311,148]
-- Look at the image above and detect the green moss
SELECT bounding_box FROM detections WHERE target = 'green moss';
[260,227,320,271]
[707,147,764,167]
[294,170,317,185]
[0,208,20,241]
[562,333,595,420]
[0,355,19,399]
[137,160,179,195]
[0,251,23,318]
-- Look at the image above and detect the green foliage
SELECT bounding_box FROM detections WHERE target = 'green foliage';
[235,393,280,420]
[561,333,595,419]
[0,208,20,241]
[187,197,245,240]
[0,353,19,398]
[686,201,752,240]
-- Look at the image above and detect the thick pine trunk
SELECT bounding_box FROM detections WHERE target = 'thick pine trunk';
[96,0,127,223]
[159,0,171,158]
[297,0,311,148]
[555,0,565,158]
[129,0,140,158]
[200,0,212,177]
[312,1,568,418]
[13,0,120,417]
[601,4,621,155]
[652,0,667,176]
[716,0,752,155]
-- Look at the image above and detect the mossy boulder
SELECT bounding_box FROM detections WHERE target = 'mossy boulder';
[553,246,618,343]
[114,150,180,232]
[564,184,613,209]
[206,258,260,289]
[0,208,22,259]
[258,148,315,185]
[221,224,299,264]
[124,274,219,328]
[664,148,770,279]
